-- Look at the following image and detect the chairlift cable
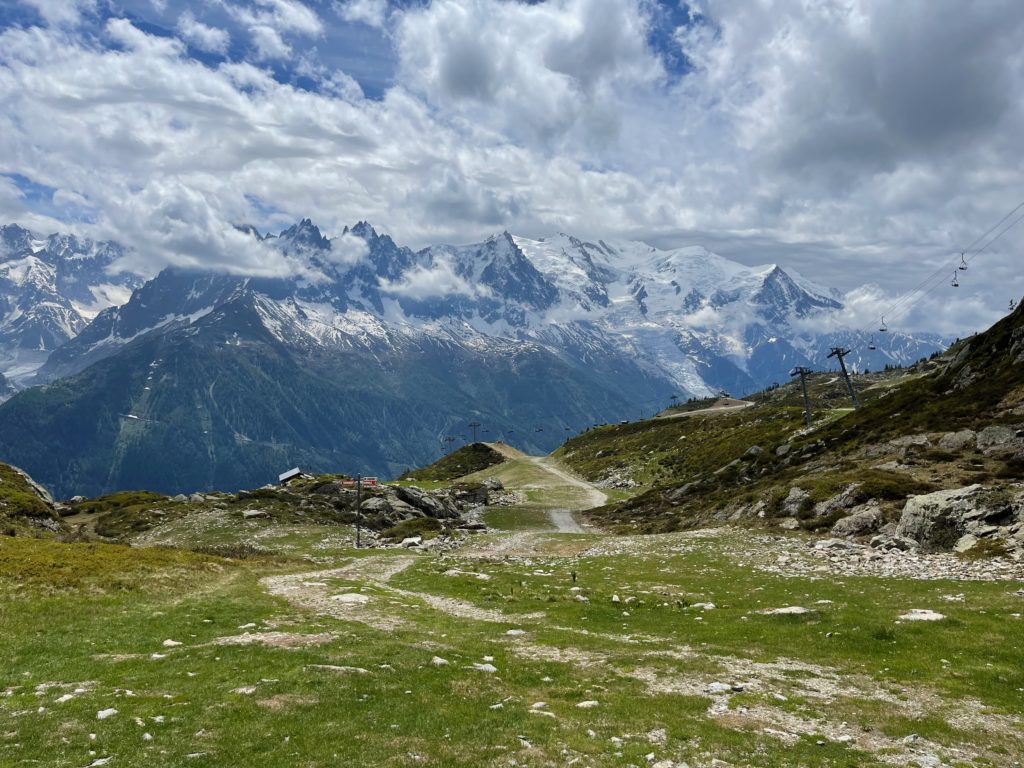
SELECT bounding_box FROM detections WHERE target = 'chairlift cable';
[850,200,1024,345]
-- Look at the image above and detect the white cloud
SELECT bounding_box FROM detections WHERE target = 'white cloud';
[177,11,231,55]
[19,0,95,27]
[379,256,483,299]
[324,232,369,265]
[249,24,291,60]
[394,0,663,149]
[334,0,387,29]
[0,3,1022,336]
[222,0,323,60]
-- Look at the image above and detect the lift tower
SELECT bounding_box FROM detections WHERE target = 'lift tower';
[827,347,860,409]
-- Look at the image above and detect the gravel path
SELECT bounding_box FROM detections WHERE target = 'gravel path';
[549,509,585,533]
[529,456,608,510]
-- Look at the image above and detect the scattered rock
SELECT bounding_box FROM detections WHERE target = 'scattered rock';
[305,664,370,675]
[898,609,945,622]
[953,534,979,553]
[430,656,449,667]
[814,538,857,551]
[576,700,600,708]
[831,503,883,538]
[96,708,118,720]
[471,663,498,674]
[330,593,370,605]
[759,606,811,616]
[705,682,743,694]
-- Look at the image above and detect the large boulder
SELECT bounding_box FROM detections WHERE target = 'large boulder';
[831,503,883,538]
[449,483,489,507]
[977,425,1024,456]
[390,486,457,518]
[938,430,976,451]
[895,485,1022,551]
[782,487,809,516]
[813,484,861,518]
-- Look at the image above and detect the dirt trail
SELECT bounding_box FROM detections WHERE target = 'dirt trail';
[656,399,753,420]
[486,441,529,460]
[529,456,607,510]
[549,510,585,533]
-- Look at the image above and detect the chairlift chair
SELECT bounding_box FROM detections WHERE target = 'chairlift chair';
[951,272,959,288]
[868,335,877,351]
[959,252,968,271]
[879,317,888,332]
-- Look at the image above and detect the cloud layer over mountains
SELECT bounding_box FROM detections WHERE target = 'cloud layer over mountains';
[1,0,1022,335]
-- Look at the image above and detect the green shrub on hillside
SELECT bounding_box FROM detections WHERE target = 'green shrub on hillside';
[400,443,505,482]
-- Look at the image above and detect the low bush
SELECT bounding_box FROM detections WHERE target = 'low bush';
[380,517,443,541]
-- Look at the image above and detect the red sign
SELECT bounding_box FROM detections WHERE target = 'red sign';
[339,477,379,488]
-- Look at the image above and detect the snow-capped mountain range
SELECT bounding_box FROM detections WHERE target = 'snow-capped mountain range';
[30,219,942,395]
[0,219,946,497]
[0,224,140,383]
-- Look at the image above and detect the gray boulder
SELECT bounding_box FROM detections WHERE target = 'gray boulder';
[953,533,979,553]
[813,484,861,517]
[391,486,454,518]
[782,487,809,516]
[831,503,883,538]
[884,434,931,459]
[977,425,1024,456]
[481,477,504,492]
[938,430,976,451]
[893,485,1019,550]
[449,484,489,507]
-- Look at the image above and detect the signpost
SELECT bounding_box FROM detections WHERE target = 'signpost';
[355,474,362,549]
[337,475,378,548]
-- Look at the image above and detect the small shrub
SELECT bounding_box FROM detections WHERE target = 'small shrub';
[380,517,442,541]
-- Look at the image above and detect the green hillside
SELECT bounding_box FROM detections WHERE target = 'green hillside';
[560,302,1024,534]
[399,442,506,482]
[0,462,63,537]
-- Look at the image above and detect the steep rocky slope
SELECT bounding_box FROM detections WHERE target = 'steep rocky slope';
[562,299,1024,557]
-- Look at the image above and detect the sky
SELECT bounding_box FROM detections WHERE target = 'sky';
[0,0,1022,335]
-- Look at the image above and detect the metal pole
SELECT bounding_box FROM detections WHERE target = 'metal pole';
[468,421,480,443]
[355,474,362,549]
[790,366,813,427]
[828,347,860,409]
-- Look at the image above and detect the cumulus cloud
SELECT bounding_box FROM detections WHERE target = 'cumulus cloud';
[379,255,484,299]
[0,2,1022,336]
[177,11,231,55]
[249,24,291,59]
[19,0,95,27]
[222,0,323,59]
[395,0,663,148]
[334,0,387,29]
[324,231,369,265]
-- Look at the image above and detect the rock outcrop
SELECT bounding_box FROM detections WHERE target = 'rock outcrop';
[894,484,1024,555]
